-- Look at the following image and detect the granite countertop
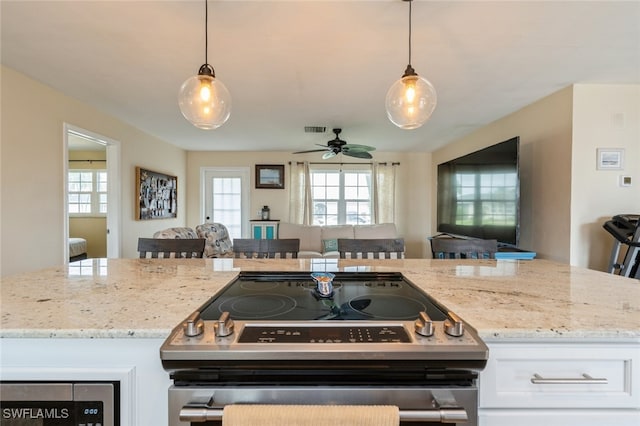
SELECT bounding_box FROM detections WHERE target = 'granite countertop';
[1,258,638,341]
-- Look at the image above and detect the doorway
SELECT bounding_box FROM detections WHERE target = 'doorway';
[63,124,121,262]
[201,167,250,239]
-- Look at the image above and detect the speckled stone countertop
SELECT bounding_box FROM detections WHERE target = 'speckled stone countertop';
[1,258,638,341]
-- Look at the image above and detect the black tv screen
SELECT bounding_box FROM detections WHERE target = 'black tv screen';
[437,137,520,246]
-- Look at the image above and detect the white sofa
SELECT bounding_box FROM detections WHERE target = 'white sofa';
[277,222,399,258]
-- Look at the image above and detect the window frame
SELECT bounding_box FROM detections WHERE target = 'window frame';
[310,167,372,226]
[68,169,108,217]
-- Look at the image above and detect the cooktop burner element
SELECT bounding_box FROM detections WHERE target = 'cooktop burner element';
[161,272,489,371]
[198,272,446,322]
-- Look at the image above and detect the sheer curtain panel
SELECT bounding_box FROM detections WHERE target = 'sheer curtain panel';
[288,161,312,225]
[372,162,397,224]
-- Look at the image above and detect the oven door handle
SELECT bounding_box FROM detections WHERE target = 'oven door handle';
[180,406,468,423]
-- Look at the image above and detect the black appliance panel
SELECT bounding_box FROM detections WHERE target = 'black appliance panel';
[198,272,448,322]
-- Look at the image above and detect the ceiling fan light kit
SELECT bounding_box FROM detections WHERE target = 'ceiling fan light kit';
[178,0,231,130]
[385,0,437,130]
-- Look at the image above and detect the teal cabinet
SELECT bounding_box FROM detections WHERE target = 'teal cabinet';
[250,220,279,240]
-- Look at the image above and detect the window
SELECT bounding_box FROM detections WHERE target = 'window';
[68,170,107,215]
[211,177,242,239]
[455,170,517,226]
[311,170,371,226]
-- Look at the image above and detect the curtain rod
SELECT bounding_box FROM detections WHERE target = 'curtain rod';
[288,161,400,166]
[69,159,106,163]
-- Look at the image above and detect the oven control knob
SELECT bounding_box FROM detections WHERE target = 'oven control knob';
[444,311,464,337]
[414,311,434,337]
[213,311,235,337]
[183,311,204,337]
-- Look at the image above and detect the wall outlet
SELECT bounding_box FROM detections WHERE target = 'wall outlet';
[620,175,632,187]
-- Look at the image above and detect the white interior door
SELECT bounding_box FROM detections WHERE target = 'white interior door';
[201,167,250,239]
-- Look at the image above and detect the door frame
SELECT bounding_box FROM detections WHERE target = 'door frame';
[63,123,121,262]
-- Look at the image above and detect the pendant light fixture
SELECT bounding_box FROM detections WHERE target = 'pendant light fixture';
[385,0,437,130]
[178,0,231,129]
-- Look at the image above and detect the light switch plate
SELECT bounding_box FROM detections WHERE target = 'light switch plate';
[620,175,632,187]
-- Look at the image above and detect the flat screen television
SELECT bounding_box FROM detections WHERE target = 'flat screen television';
[436,136,520,247]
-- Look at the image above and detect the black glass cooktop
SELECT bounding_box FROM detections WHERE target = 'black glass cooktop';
[198,272,448,321]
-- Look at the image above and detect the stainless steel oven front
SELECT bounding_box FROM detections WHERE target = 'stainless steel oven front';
[161,272,488,425]
[169,385,478,425]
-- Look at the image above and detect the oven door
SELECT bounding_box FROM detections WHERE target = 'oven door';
[169,386,478,426]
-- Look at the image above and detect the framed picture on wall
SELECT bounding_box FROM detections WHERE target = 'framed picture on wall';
[596,148,625,170]
[135,166,177,220]
[255,164,285,189]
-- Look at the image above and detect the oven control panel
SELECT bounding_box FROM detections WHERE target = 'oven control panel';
[238,326,411,343]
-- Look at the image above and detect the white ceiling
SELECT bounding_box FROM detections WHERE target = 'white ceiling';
[2,1,639,154]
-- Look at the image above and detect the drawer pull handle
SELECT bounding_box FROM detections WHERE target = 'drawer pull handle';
[531,373,608,385]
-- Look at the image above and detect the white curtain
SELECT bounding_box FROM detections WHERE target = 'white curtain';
[288,161,312,225]
[372,162,397,224]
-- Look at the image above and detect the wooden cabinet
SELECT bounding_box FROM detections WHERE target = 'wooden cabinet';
[479,341,640,425]
[250,220,279,239]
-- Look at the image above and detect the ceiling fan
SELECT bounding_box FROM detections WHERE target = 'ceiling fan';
[293,128,376,160]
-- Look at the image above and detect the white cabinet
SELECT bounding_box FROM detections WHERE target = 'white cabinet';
[0,338,169,426]
[479,341,640,425]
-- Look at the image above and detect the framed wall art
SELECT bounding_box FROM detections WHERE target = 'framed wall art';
[255,164,285,189]
[596,148,625,170]
[136,166,178,220]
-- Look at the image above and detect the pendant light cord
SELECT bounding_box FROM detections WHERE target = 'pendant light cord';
[408,0,412,66]
[204,0,208,65]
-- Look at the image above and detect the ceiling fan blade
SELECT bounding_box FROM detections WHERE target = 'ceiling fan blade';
[343,150,373,159]
[322,151,337,160]
[293,149,329,154]
[343,144,376,152]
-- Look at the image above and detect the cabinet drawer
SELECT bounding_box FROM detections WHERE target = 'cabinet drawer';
[480,343,639,409]
[479,408,640,426]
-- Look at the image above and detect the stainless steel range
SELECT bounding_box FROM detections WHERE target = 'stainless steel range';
[161,271,488,425]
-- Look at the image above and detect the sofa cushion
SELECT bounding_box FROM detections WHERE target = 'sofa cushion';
[321,225,355,241]
[354,223,397,239]
[278,222,322,253]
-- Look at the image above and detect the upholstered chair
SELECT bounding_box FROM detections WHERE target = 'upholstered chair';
[195,223,234,258]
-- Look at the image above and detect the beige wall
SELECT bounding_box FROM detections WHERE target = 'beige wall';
[432,86,574,262]
[1,66,187,277]
[571,84,640,270]
[432,84,640,270]
[69,218,107,258]
[186,151,432,258]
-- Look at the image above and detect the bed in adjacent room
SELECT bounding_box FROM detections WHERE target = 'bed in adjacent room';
[69,237,88,262]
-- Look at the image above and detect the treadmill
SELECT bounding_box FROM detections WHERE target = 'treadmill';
[603,214,640,279]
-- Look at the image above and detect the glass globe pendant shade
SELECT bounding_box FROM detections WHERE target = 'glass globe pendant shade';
[385,65,437,130]
[178,65,231,130]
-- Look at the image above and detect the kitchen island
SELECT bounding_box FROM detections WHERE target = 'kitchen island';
[1,258,639,425]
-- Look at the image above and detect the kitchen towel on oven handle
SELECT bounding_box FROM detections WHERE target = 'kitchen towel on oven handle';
[222,404,399,426]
